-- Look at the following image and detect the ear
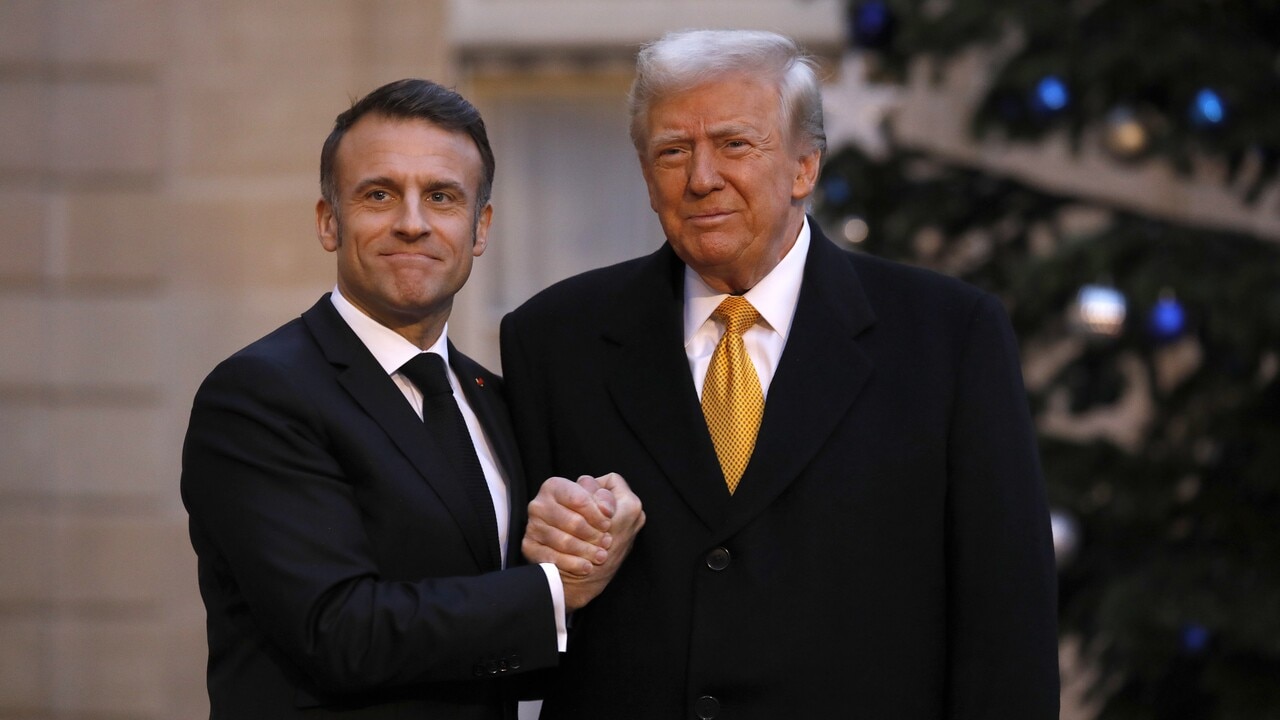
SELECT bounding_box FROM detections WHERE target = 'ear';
[471,203,493,257]
[316,198,339,252]
[791,147,822,202]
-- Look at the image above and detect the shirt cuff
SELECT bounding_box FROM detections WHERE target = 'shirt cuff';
[538,562,568,652]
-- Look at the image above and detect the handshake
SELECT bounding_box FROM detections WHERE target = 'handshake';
[523,473,646,611]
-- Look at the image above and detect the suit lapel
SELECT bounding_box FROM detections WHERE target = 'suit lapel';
[720,227,877,538]
[603,246,731,530]
[301,297,499,571]
[451,344,522,568]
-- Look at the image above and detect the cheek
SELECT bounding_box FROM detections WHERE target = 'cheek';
[650,172,686,203]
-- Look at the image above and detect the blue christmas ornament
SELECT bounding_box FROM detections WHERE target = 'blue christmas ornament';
[1030,75,1070,116]
[1181,623,1211,654]
[850,1,894,48]
[1189,87,1225,127]
[1148,293,1187,340]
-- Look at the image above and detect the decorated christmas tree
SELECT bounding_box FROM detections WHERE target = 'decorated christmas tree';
[819,2,1280,718]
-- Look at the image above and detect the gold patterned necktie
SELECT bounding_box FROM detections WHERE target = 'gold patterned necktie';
[701,296,764,494]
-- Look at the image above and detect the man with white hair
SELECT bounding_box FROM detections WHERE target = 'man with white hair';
[506,30,1059,718]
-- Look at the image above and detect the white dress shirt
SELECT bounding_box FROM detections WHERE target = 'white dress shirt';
[684,217,811,398]
[329,288,567,650]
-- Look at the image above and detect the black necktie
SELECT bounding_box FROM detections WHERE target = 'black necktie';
[399,353,500,567]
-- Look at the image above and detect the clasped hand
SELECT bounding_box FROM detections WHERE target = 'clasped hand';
[523,473,645,611]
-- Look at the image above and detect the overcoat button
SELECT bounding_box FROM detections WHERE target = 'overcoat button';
[694,694,720,719]
[705,547,731,571]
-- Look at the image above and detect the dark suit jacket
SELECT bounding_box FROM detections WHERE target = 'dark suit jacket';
[499,223,1059,719]
[181,296,558,719]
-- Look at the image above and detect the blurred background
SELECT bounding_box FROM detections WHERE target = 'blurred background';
[0,1,1275,718]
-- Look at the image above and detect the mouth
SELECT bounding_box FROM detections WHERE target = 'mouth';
[687,210,734,224]
[383,251,440,262]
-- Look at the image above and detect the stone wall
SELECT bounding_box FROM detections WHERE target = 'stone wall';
[0,2,448,717]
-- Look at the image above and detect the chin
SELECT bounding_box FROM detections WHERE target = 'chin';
[690,234,750,261]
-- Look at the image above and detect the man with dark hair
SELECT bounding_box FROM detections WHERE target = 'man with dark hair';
[181,78,642,719]
[507,30,1059,719]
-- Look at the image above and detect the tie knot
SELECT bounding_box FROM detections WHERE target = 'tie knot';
[714,296,760,336]
[399,353,453,397]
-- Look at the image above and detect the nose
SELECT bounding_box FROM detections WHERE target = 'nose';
[687,147,724,196]
[393,198,430,239]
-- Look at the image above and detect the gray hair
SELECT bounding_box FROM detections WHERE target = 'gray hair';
[628,29,826,158]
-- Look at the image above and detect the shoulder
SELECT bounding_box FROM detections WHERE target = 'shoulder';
[502,249,671,342]
[836,247,998,330]
[194,315,322,404]
[221,315,315,369]
[849,249,985,304]
[510,252,661,318]
[807,221,989,311]
[849,255,1017,375]
[803,230,1006,348]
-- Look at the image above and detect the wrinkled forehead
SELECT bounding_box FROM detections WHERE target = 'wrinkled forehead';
[334,114,483,185]
[640,74,788,145]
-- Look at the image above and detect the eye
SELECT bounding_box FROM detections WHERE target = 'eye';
[654,147,687,166]
[429,191,450,203]
[367,189,392,202]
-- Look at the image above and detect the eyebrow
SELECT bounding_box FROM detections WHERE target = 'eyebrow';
[707,122,759,139]
[351,176,396,195]
[648,122,760,148]
[647,130,687,149]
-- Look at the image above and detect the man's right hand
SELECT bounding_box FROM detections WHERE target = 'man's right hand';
[524,473,645,611]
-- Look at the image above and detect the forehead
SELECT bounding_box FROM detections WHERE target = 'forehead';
[334,114,482,187]
[645,74,783,138]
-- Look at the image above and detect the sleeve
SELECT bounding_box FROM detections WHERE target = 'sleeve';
[945,293,1061,719]
[538,563,569,651]
[180,352,560,694]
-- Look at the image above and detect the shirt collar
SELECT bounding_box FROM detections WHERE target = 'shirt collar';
[328,287,450,375]
[683,216,811,345]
